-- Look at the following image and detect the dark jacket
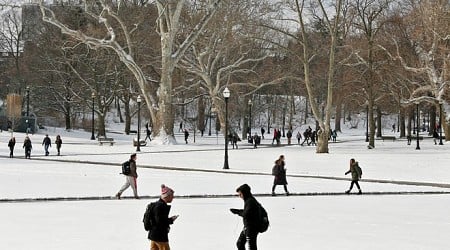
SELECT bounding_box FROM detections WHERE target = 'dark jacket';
[273,160,287,185]
[55,138,62,148]
[345,161,360,181]
[42,137,51,146]
[235,195,260,232]
[129,159,138,178]
[8,138,16,148]
[23,139,32,150]
[148,198,174,242]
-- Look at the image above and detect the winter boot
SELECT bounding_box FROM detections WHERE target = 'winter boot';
[358,190,362,195]
[115,192,121,199]
[345,190,351,194]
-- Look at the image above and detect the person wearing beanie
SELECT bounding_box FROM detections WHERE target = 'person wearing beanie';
[147,184,178,250]
[115,153,139,199]
[230,184,260,250]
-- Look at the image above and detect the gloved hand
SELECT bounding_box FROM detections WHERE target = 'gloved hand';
[230,208,240,214]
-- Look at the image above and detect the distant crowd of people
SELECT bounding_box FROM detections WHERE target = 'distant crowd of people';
[7,133,63,159]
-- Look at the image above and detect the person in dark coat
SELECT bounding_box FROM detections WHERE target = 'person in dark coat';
[230,184,260,250]
[433,129,439,145]
[286,129,293,145]
[8,137,16,158]
[55,135,62,156]
[271,155,289,196]
[116,153,139,199]
[260,127,265,139]
[148,184,178,250]
[23,136,32,159]
[42,134,51,156]
[345,158,362,194]
[184,129,189,144]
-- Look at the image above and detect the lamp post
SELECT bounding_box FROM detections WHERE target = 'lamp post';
[248,99,252,136]
[136,95,142,152]
[223,87,230,170]
[416,101,420,150]
[91,92,96,140]
[208,105,212,136]
[365,105,369,142]
[26,86,30,117]
[439,100,444,145]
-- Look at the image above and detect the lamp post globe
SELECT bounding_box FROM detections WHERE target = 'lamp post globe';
[136,95,142,152]
[91,92,96,140]
[223,87,230,170]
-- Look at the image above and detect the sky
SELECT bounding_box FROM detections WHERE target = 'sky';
[0,123,449,249]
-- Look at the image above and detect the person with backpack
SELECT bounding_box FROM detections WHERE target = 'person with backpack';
[345,158,362,194]
[145,184,178,250]
[271,155,289,196]
[115,153,139,199]
[230,183,264,250]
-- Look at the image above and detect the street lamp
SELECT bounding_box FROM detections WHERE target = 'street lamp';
[365,105,369,142]
[223,87,230,170]
[439,100,444,145]
[136,95,142,152]
[416,101,420,150]
[91,92,96,140]
[26,86,30,117]
[248,99,252,136]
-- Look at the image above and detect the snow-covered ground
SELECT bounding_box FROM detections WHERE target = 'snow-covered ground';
[1,125,449,249]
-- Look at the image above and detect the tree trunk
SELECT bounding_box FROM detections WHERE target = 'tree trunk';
[335,102,342,132]
[376,108,382,138]
[400,108,406,138]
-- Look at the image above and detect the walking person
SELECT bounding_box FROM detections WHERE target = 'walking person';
[271,155,289,196]
[252,132,260,149]
[331,129,337,142]
[433,129,439,145]
[145,123,152,142]
[42,134,51,156]
[184,129,189,144]
[260,127,265,139]
[147,184,178,250]
[8,137,16,158]
[296,131,302,145]
[116,153,139,199]
[23,136,32,159]
[55,135,62,156]
[345,158,362,194]
[286,129,293,145]
[230,184,261,250]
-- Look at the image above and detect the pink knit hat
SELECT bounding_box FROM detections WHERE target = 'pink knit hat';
[161,184,174,198]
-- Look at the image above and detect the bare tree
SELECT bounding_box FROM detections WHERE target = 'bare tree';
[380,0,450,140]
[38,0,222,144]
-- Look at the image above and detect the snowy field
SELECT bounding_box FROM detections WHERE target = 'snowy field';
[1,126,450,249]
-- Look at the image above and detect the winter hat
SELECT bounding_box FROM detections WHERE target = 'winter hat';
[236,183,251,195]
[161,184,174,198]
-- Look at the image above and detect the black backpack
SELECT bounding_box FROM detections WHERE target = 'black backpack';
[143,202,156,231]
[257,202,269,233]
[122,160,131,175]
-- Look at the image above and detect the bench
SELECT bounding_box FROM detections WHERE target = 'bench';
[133,139,147,147]
[381,136,396,141]
[98,137,115,146]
